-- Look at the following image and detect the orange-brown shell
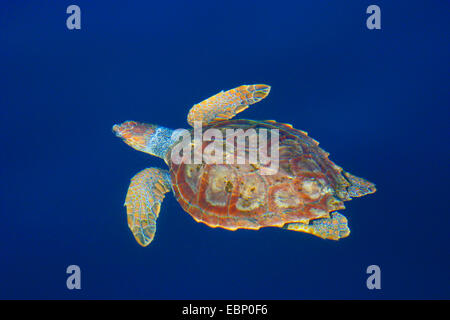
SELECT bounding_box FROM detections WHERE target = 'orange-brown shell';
[168,119,352,230]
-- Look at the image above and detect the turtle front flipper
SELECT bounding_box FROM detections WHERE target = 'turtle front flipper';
[283,212,350,240]
[125,168,171,246]
[187,84,271,126]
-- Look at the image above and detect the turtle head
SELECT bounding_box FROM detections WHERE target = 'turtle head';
[113,121,175,159]
[113,121,157,152]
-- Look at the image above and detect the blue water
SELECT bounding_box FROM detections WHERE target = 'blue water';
[1,1,449,299]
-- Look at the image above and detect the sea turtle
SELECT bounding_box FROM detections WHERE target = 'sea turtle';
[113,84,376,246]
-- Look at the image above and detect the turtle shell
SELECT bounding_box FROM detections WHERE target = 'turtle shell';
[168,119,353,230]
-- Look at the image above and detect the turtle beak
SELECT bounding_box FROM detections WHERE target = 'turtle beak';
[112,121,138,139]
[112,124,122,137]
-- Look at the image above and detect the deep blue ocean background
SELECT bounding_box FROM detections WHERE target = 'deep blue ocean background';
[1,1,449,299]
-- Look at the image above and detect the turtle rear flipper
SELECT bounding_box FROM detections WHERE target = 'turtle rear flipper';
[284,212,350,240]
[125,168,171,246]
[344,171,376,198]
[187,84,271,126]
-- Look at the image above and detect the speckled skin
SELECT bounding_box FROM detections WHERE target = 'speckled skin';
[168,119,374,232]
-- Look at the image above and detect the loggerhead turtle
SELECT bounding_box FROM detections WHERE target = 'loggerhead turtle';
[113,84,376,246]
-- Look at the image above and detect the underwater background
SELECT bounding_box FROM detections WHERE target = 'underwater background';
[0,1,449,299]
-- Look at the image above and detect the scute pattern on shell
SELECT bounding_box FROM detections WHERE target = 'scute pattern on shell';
[169,119,352,230]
